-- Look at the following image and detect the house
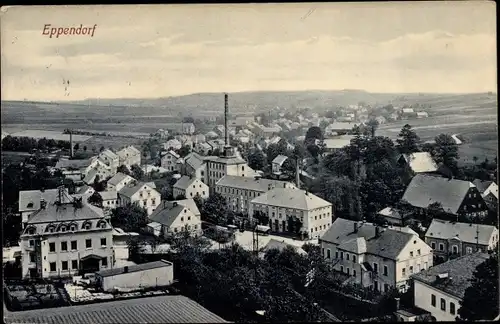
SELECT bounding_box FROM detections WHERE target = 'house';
[473,179,498,208]
[411,252,490,321]
[181,152,208,182]
[401,108,416,119]
[20,188,114,279]
[216,176,296,214]
[75,185,95,198]
[112,228,139,261]
[207,139,226,152]
[118,182,161,216]
[254,124,281,139]
[54,158,95,182]
[181,123,195,135]
[147,200,202,238]
[205,130,219,139]
[214,125,226,137]
[95,259,174,292]
[116,146,141,168]
[375,116,387,125]
[160,150,181,172]
[424,219,498,261]
[82,158,113,184]
[234,131,251,144]
[4,295,228,324]
[107,172,137,192]
[416,111,429,118]
[18,188,67,227]
[258,239,307,259]
[249,188,333,238]
[173,175,209,199]
[194,142,213,155]
[155,128,169,139]
[98,149,119,173]
[401,174,489,221]
[204,152,255,188]
[319,218,433,293]
[397,152,439,174]
[229,116,254,127]
[272,155,289,175]
[451,134,463,145]
[323,135,355,153]
[377,207,409,226]
[142,164,169,175]
[100,190,118,210]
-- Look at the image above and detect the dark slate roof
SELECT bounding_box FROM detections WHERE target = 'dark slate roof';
[173,176,198,190]
[321,218,415,260]
[4,295,228,323]
[96,260,172,278]
[149,204,194,227]
[401,174,475,215]
[18,188,62,213]
[108,172,134,186]
[472,179,494,194]
[27,201,105,224]
[55,158,91,170]
[119,182,156,198]
[411,252,489,299]
[425,219,497,246]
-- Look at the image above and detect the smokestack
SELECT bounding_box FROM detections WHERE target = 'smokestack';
[296,158,300,189]
[69,132,74,158]
[224,93,229,146]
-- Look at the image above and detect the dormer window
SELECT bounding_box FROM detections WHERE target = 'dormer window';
[83,221,92,230]
[70,225,76,231]
[27,202,34,208]
[26,227,36,235]
[60,226,67,232]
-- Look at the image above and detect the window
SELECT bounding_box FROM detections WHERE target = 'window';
[72,260,78,270]
[466,247,473,254]
[84,222,91,230]
[353,270,356,277]
[62,261,68,271]
[50,262,56,272]
[322,248,325,256]
[439,243,444,251]
[373,263,378,273]
[346,253,350,261]
[143,199,147,206]
[440,298,446,311]
[383,265,388,276]
[152,199,156,205]
[29,240,34,247]
[101,238,107,247]
[431,242,436,249]
[181,217,184,222]
[410,251,414,257]
[450,302,456,315]
[102,257,108,267]
[340,252,344,259]
[452,245,458,254]
[340,266,344,273]
[49,242,56,252]
[29,253,36,263]
[71,241,77,250]
[335,251,339,259]
[327,249,331,259]
[384,284,389,292]
[86,239,92,248]
[61,241,68,251]
[352,255,357,263]
[417,249,421,255]
[410,266,414,274]
[402,268,406,276]
[346,268,350,275]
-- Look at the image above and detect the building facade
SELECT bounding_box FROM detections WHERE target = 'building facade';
[116,146,142,168]
[118,183,161,216]
[173,176,209,199]
[161,150,181,172]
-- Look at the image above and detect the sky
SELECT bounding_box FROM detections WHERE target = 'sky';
[0,2,497,101]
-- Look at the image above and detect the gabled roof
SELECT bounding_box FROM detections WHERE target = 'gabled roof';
[99,149,118,160]
[401,174,476,215]
[337,237,367,254]
[320,218,416,260]
[4,295,228,324]
[97,260,172,277]
[162,150,180,159]
[55,158,92,170]
[272,154,288,166]
[75,185,93,195]
[83,168,99,184]
[324,136,355,149]
[251,188,331,210]
[173,176,199,190]
[184,152,205,170]
[400,152,439,173]
[162,198,201,216]
[217,175,294,192]
[27,201,105,224]
[149,204,195,227]
[425,219,497,246]
[116,146,141,159]
[261,239,306,255]
[19,189,62,213]
[107,172,136,186]
[472,179,495,194]
[100,190,118,201]
[118,182,157,198]
[411,252,489,299]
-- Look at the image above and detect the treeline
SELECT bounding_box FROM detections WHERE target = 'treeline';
[2,136,70,152]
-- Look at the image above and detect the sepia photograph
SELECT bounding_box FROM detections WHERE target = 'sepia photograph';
[1,2,498,323]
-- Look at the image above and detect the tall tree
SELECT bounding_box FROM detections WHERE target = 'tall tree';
[432,133,459,173]
[366,119,379,137]
[111,204,148,232]
[458,252,499,321]
[202,192,229,224]
[396,124,421,154]
[305,126,323,143]
[131,164,145,180]
[248,149,266,171]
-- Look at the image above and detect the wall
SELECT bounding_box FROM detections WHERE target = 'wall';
[395,238,433,286]
[414,280,460,322]
[100,265,174,291]
[130,185,161,215]
[165,209,202,236]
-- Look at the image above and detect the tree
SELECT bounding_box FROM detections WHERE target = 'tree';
[183,117,195,123]
[306,144,321,159]
[366,119,379,137]
[177,145,191,158]
[88,191,103,207]
[131,164,145,180]
[266,143,287,166]
[432,133,459,174]
[254,210,270,226]
[111,204,148,232]
[74,143,80,151]
[248,149,266,171]
[202,192,229,224]
[396,124,420,154]
[117,164,131,175]
[100,146,105,152]
[83,145,87,152]
[305,126,323,143]
[457,252,499,321]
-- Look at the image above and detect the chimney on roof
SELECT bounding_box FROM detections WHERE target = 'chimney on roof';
[375,226,381,238]
[124,266,129,273]
[40,199,47,209]
[173,202,178,207]
[354,222,358,233]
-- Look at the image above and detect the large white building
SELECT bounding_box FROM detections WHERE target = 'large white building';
[320,218,433,293]
[20,188,114,279]
[116,146,141,168]
[147,199,202,238]
[106,172,137,192]
[98,149,119,174]
[204,147,256,189]
[411,252,489,321]
[181,152,208,183]
[173,176,209,199]
[215,176,296,214]
[161,150,182,172]
[118,182,161,215]
[249,188,333,238]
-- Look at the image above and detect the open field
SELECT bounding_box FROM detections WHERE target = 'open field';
[7,130,92,142]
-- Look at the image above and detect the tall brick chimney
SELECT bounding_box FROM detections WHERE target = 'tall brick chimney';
[224,93,229,146]
[69,131,74,158]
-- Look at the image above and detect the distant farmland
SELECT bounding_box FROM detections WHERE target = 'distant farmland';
[7,130,92,142]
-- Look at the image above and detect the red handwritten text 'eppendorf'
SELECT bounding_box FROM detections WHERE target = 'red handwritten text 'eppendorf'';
[42,24,97,38]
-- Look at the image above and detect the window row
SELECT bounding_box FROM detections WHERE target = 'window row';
[431,294,456,315]
[310,224,330,233]
[43,238,107,252]
[25,221,108,235]
[48,258,108,272]
[430,242,476,254]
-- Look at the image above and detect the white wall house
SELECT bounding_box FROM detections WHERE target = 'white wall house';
[173,176,209,199]
[216,176,296,214]
[20,189,114,279]
[272,155,288,175]
[118,182,161,216]
[412,252,489,321]
[147,200,202,238]
[95,260,174,292]
[106,173,137,192]
[248,188,333,238]
[100,191,118,210]
[204,155,255,189]
[98,149,119,174]
[161,150,181,172]
[181,152,207,183]
[116,146,142,168]
[320,218,433,293]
